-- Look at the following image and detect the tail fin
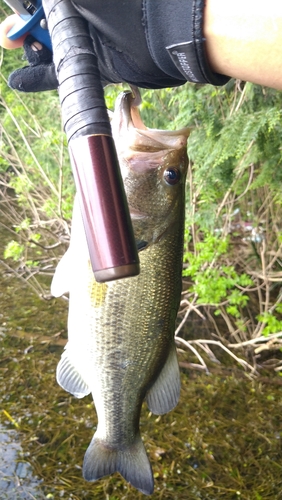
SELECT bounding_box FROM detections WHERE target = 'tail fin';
[83,433,154,495]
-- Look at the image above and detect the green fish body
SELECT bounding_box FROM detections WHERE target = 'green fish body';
[51,92,190,495]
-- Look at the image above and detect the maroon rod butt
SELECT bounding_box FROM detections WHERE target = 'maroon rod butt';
[69,134,140,282]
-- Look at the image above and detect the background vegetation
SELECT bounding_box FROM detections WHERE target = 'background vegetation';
[1,21,282,372]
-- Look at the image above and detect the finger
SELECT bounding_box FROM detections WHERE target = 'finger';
[0,15,27,49]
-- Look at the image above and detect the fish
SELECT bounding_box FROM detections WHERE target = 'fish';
[51,90,190,495]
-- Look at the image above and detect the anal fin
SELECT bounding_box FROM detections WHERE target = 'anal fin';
[145,344,180,415]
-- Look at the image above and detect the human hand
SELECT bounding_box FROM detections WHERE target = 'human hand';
[0,15,58,92]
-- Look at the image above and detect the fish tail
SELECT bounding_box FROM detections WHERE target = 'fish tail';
[83,433,154,495]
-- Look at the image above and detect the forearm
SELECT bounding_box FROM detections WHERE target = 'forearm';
[204,0,282,90]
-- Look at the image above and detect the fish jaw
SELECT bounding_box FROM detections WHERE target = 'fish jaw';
[111,91,190,172]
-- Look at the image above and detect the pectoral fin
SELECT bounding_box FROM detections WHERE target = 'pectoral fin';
[51,250,71,297]
[51,196,89,298]
[56,349,90,398]
[145,344,180,415]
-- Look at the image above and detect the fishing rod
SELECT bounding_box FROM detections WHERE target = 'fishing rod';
[4,0,140,283]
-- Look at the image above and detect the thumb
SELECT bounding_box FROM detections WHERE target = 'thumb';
[0,14,27,49]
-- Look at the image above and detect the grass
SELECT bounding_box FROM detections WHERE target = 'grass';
[1,268,282,499]
[1,331,282,499]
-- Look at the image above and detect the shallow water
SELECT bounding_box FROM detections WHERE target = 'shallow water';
[1,225,282,499]
[0,424,45,499]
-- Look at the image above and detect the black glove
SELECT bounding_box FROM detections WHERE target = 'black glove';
[8,34,58,92]
[8,0,229,93]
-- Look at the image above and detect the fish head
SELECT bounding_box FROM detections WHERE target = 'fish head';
[111,91,190,244]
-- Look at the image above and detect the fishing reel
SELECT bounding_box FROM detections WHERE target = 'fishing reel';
[4,0,52,50]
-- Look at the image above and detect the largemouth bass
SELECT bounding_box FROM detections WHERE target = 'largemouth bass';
[51,91,190,495]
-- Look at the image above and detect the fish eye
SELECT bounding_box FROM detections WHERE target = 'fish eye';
[163,167,181,185]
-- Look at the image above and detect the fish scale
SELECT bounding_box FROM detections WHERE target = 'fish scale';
[51,90,190,495]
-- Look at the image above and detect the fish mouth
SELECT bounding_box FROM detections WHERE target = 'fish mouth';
[111,89,190,154]
[111,89,147,137]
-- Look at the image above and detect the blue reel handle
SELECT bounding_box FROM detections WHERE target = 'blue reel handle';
[7,5,52,50]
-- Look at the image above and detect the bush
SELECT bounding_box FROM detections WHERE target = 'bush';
[1,32,282,368]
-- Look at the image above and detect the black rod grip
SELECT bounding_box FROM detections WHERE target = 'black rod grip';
[42,0,139,281]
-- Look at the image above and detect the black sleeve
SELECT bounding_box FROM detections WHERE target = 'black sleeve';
[72,0,230,88]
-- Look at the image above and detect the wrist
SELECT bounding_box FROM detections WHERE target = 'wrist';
[144,0,230,86]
